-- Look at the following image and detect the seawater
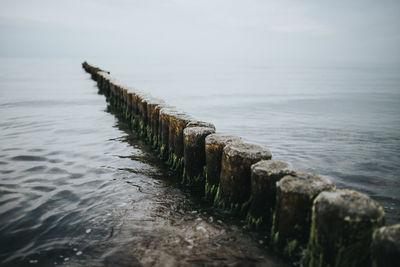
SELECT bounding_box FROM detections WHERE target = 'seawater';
[0,58,287,266]
[0,57,399,265]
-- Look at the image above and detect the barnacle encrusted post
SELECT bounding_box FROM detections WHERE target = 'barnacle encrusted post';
[273,174,335,257]
[204,134,242,201]
[217,143,272,213]
[247,160,297,229]
[304,189,386,267]
[183,126,216,190]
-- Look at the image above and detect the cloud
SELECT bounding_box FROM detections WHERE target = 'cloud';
[0,0,399,64]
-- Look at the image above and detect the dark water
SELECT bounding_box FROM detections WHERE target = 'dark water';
[0,58,288,266]
[1,58,399,266]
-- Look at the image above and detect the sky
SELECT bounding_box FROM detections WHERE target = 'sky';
[0,0,400,65]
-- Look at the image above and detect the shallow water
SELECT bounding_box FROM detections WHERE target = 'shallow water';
[0,58,288,266]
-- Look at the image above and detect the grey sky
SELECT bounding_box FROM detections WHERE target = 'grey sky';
[1,0,399,64]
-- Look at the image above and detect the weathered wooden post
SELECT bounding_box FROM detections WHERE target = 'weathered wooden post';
[168,113,193,168]
[272,174,335,257]
[121,87,131,119]
[109,80,117,107]
[247,160,297,229]
[114,82,123,111]
[216,143,272,212]
[103,73,111,97]
[183,126,216,190]
[145,98,165,145]
[130,90,145,128]
[149,103,172,148]
[372,224,400,267]
[159,107,178,160]
[305,189,386,267]
[136,93,149,135]
[100,72,111,97]
[204,134,242,201]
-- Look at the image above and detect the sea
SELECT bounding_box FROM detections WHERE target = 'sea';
[0,57,399,266]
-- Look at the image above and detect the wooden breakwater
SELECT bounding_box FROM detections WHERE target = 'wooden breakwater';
[82,61,399,267]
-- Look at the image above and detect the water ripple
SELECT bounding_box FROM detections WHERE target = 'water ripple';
[10,155,47,162]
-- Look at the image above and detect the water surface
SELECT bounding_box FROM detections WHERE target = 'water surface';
[0,58,287,266]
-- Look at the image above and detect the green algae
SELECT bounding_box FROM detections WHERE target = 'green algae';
[270,211,277,247]
[205,182,217,201]
[283,239,299,258]
[159,144,167,160]
[167,153,184,173]
[246,213,263,229]
[145,125,152,142]
[212,185,251,215]
[152,136,159,149]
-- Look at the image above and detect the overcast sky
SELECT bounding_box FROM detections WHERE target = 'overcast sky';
[1,0,399,65]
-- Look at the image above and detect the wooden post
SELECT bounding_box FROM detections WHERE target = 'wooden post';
[204,134,242,201]
[217,143,272,212]
[304,189,385,267]
[247,160,297,229]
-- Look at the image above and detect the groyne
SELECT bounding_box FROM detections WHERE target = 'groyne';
[82,61,399,267]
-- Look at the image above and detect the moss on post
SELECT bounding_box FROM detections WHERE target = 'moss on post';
[304,189,386,267]
[217,143,272,212]
[247,160,297,230]
[273,174,335,257]
[204,134,242,201]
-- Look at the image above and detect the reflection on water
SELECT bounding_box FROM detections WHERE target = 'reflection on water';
[0,59,287,266]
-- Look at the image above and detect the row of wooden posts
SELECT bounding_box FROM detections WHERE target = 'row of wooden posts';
[82,62,399,267]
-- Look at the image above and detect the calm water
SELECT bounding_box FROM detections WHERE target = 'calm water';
[0,58,287,266]
[0,57,399,265]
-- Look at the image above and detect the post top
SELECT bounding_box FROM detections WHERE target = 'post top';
[277,173,335,195]
[223,142,272,161]
[251,160,296,177]
[316,189,386,223]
